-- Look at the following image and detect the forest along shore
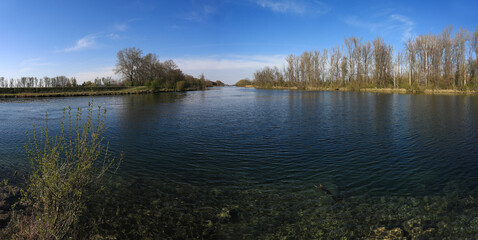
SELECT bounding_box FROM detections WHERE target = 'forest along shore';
[248,26,478,94]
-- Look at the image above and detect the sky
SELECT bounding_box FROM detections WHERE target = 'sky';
[0,0,477,84]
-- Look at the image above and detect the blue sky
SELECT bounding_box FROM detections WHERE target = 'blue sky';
[1,0,477,84]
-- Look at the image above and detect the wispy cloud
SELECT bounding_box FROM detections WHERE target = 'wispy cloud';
[255,0,330,16]
[21,58,53,67]
[109,33,120,40]
[114,23,129,32]
[390,14,415,40]
[344,13,415,41]
[181,5,216,21]
[19,58,54,72]
[58,19,135,53]
[60,35,98,52]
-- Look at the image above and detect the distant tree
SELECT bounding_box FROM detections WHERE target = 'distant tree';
[372,37,393,87]
[235,79,252,87]
[330,46,342,84]
[140,53,161,83]
[114,47,143,86]
[71,78,78,87]
[361,41,372,83]
[471,27,478,86]
[453,28,471,87]
[163,60,178,72]
[83,81,94,87]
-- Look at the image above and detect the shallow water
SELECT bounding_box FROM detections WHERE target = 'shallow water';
[1,87,478,238]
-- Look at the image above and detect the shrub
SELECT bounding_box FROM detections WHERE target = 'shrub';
[150,80,162,92]
[346,81,361,91]
[12,101,122,239]
[235,79,252,87]
[176,81,186,91]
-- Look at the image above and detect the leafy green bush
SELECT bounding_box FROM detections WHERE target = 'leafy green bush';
[176,81,186,91]
[150,80,162,92]
[235,79,252,87]
[11,101,122,239]
[346,81,361,91]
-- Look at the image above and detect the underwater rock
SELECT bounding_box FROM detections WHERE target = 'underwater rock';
[370,226,408,240]
[205,220,213,227]
[314,184,342,202]
[410,198,420,207]
[229,209,239,222]
[421,225,438,235]
[218,208,231,222]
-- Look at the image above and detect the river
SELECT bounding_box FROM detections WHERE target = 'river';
[1,87,478,238]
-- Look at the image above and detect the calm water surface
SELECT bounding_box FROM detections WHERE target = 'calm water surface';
[1,87,478,238]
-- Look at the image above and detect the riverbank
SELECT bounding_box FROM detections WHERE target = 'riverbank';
[0,86,200,98]
[251,86,477,95]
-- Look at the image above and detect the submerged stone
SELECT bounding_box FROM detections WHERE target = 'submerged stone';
[370,226,407,240]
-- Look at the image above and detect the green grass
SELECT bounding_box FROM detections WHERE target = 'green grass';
[0,86,157,98]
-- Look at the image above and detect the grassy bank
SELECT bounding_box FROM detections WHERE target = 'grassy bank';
[250,86,477,95]
[0,86,202,98]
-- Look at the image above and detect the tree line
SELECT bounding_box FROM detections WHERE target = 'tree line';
[253,25,478,90]
[0,76,126,88]
[1,47,216,91]
[114,47,208,91]
[0,76,79,88]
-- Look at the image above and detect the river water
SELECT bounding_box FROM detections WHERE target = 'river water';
[1,87,478,238]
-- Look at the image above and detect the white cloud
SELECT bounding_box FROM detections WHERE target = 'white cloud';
[181,5,217,21]
[114,23,129,32]
[344,13,415,41]
[21,58,53,67]
[256,0,330,15]
[19,58,54,73]
[19,67,35,73]
[60,35,97,52]
[390,14,415,40]
[59,20,132,53]
[72,66,117,84]
[109,33,120,40]
[175,55,286,84]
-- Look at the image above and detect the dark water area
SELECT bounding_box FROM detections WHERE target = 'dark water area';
[1,87,478,238]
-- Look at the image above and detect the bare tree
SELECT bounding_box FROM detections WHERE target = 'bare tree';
[329,47,342,84]
[373,37,393,87]
[114,47,144,86]
[361,42,372,84]
[405,36,416,86]
[471,27,478,86]
[453,28,470,87]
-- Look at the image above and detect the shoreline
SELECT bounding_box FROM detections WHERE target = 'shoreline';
[0,87,202,98]
[250,86,477,96]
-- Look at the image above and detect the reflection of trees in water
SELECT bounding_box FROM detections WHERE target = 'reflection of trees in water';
[117,93,187,126]
[105,93,188,165]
